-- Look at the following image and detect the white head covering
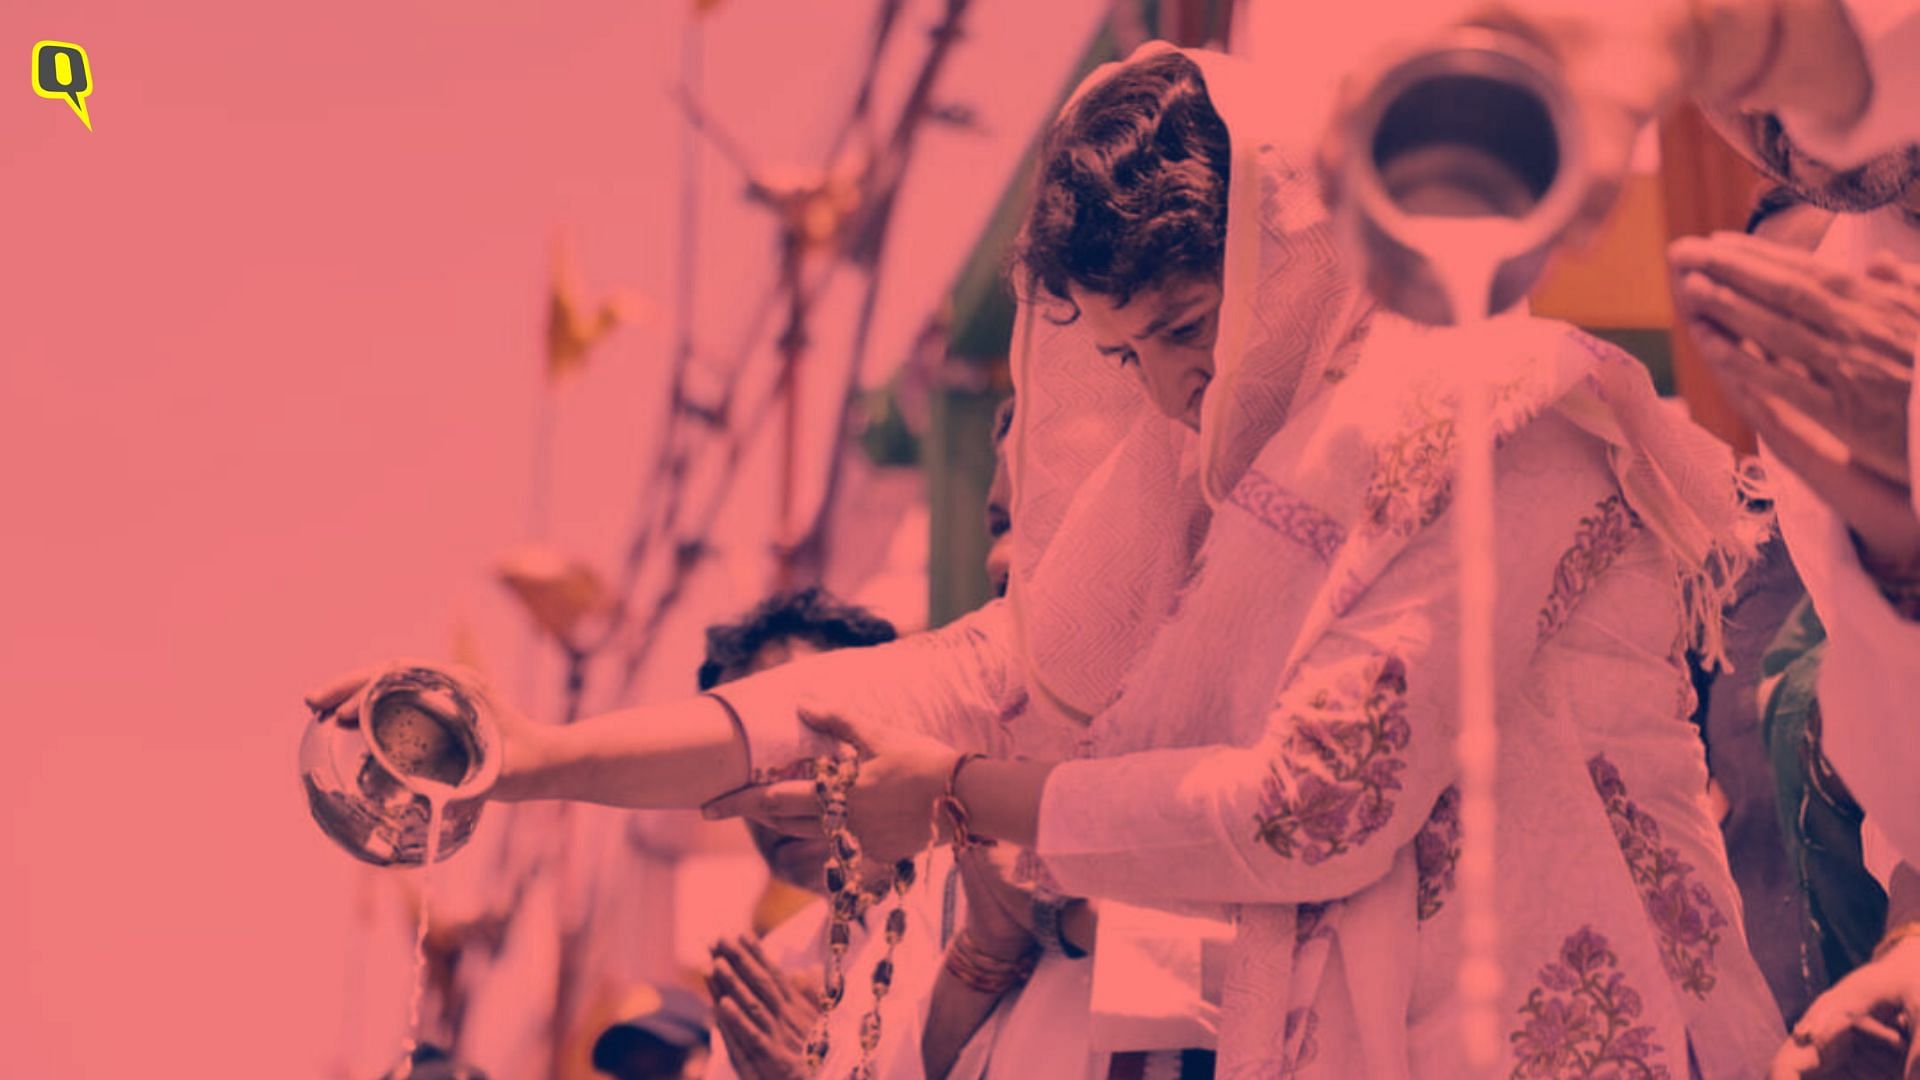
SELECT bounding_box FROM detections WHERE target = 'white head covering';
[1007,44,1381,722]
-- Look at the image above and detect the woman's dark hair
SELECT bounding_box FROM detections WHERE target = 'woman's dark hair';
[1018,51,1232,318]
[696,586,897,691]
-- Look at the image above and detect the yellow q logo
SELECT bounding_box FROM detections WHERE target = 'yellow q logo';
[32,40,93,130]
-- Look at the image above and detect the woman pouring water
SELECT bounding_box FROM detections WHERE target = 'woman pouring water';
[310,45,1784,1077]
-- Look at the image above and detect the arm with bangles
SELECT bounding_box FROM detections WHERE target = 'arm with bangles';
[919,832,1098,1080]
[919,839,1035,1080]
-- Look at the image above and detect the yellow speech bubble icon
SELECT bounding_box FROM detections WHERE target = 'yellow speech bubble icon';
[32,40,93,130]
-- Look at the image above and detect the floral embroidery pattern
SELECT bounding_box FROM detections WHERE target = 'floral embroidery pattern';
[1538,495,1642,642]
[1588,756,1728,999]
[1255,654,1411,864]
[1415,786,1463,922]
[1365,410,1455,538]
[1230,470,1346,563]
[1510,926,1670,1079]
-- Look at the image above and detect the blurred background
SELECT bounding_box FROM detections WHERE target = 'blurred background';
[0,0,1768,1076]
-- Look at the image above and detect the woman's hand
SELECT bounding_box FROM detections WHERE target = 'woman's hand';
[303,662,553,801]
[701,704,958,866]
[1770,934,1920,1078]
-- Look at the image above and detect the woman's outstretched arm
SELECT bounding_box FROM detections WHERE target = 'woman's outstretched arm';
[303,665,753,809]
[496,693,753,807]
[309,601,1019,814]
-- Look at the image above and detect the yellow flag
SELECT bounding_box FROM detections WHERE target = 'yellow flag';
[545,230,644,383]
[497,544,614,650]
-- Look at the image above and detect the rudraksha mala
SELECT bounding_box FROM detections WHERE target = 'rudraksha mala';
[804,747,918,1079]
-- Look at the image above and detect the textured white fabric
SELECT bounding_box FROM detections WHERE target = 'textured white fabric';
[949,953,1102,1080]
[1086,902,1234,1052]
[1029,322,1784,1076]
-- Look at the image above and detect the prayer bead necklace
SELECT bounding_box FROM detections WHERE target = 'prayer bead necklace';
[805,749,916,1080]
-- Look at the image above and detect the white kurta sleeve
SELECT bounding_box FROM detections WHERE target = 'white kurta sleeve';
[714,601,1019,782]
[1033,417,1597,905]
[1776,0,1920,170]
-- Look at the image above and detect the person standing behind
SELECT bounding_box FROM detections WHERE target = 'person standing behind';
[689,589,954,1080]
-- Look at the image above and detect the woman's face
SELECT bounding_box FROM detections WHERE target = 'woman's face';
[1072,276,1222,432]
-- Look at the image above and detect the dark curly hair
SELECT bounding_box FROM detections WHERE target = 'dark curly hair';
[696,586,897,691]
[1017,51,1232,318]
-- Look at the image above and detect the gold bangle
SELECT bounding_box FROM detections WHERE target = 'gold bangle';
[944,929,1037,995]
[701,691,754,780]
[939,752,993,852]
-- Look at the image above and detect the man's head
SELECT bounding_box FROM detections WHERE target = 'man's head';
[698,588,897,891]
[985,396,1015,597]
[1019,51,1231,431]
[591,985,711,1080]
[379,1044,488,1080]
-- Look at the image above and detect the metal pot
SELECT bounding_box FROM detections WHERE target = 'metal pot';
[300,664,501,867]
[1338,27,1587,325]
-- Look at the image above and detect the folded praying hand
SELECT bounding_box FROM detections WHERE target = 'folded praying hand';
[1671,233,1920,601]
[707,935,820,1080]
